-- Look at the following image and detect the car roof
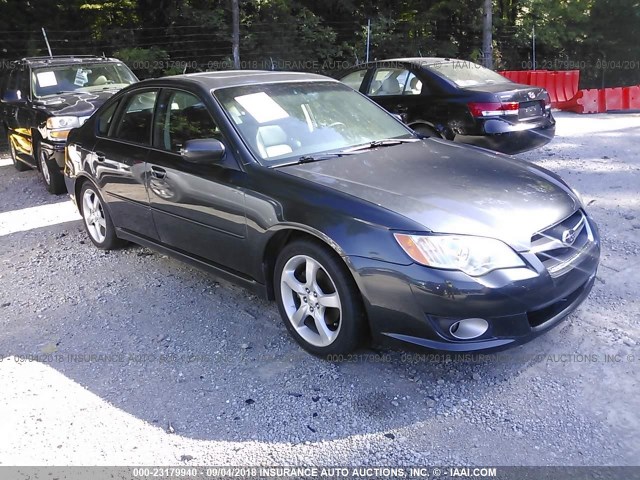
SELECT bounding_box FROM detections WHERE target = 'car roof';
[16,56,124,68]
[135,70,337,90]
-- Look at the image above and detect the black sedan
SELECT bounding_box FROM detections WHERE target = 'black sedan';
[64,70,599,356]
[338,58,555,154]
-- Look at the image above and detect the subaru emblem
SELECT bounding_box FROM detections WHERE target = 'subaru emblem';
[562,228,577,246]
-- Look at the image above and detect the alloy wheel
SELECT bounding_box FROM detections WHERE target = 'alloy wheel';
[279,254,342,347]
[82,189,107,244]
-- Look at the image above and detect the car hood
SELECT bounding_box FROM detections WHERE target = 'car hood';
[279,139,579,250]
[34,89,121,117]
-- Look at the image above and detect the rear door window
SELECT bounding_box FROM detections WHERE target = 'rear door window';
[111,90,158,145]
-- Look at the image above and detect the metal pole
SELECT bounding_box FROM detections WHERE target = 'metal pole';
[532,25,536,70]
[41,27,53,57]
[365,19,371,63]
[482,0,493,69]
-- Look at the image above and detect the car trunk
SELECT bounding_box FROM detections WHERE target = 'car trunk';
[465,83,549,122]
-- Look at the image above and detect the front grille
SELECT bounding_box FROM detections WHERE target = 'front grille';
[531,210,593,277]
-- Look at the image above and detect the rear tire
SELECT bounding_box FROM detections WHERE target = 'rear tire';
[80,182,124,250]
[274,239,367,357]
[7,132,29,172]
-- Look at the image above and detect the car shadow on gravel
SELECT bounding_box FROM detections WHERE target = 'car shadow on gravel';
[0,220,595,446]
[0,132,637,463]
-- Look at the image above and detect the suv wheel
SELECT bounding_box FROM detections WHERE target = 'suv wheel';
[274,239,366,356]
[7,132,29,172]
[80,183,124,250]
[36,138,66,194]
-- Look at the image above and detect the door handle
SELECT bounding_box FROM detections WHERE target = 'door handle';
[150,166,166,179]
[95,151,106,162]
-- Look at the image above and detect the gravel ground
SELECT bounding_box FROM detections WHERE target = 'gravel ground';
[0,111,638,466]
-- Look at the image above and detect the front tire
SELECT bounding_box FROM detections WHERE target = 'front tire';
[274,239,367,356]
[80,183,124,250]
[7,132,29,172]
[36,138,66,194]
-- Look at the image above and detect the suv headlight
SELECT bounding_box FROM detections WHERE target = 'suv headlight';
[46,116,80,130]
[394,233,525,276]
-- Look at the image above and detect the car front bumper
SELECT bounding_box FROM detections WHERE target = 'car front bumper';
[348,219,600,352]
[455,114,556,154]
[40,139,66,169]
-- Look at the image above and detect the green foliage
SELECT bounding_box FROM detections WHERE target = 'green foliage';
[114,47,170,78]
[0,0,637,87]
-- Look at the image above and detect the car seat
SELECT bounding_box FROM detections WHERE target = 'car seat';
[256,125,293,159]
[379,77,402,95]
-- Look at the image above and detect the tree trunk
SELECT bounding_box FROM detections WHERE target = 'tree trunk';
[482,0,493,69]
[231,0,240,69]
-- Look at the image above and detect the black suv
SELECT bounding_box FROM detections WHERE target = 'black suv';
[0,56,137,193]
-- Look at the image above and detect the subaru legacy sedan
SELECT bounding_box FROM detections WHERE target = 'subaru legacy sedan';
[64,71,599,356]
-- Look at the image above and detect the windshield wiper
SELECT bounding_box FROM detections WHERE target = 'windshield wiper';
[342,138,419,153]
[275,152,356,167]
[273,139,419,167]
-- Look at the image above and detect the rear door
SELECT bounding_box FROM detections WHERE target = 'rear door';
[146,88,248,272]
[92,89,159,239]
[366,66,432,124]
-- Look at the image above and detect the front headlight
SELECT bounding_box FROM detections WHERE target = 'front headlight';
[46,116,80,130]
[394,233,525,276]
[570,186,584,207]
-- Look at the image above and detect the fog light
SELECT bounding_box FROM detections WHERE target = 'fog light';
[449,318,489,340]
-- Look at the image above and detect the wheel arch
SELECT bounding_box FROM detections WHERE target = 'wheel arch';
[409,120,442,137]
[263,227,373,347]
[74,175,106,216]
[261,226,359,301]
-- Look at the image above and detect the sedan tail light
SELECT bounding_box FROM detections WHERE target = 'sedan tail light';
[468,102,519,118]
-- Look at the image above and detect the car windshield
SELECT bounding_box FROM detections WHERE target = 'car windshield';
[426,60,511,88]
[32,62,137,97]
[214,81,413,166]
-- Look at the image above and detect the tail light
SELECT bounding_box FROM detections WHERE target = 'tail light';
[542,92,552,110]
[468,102,519,118]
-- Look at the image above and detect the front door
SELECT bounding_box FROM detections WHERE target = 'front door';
[146,89,248,273]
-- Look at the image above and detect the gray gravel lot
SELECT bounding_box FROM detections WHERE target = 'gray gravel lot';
[0,111,638,466]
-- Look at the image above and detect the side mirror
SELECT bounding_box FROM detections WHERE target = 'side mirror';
[181,139,226,165]
[1,90,26,104]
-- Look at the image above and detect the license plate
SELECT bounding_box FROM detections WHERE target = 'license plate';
[519,101,543,119]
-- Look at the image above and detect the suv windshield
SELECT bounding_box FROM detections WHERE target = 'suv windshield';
[214,81,412,166]
[426,60,511,88]
[32,62,137,97]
